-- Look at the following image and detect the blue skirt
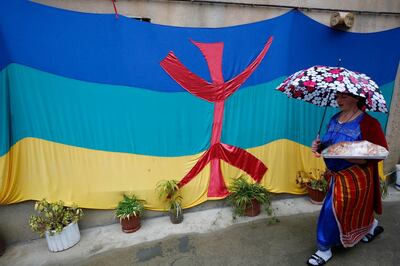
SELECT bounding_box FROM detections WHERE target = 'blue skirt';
[316,178,341,251]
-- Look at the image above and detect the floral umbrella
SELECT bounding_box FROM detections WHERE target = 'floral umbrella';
[276,65,388,135]
[276,65,388,113]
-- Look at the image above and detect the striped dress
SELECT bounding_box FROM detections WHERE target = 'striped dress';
[317,112,377,249]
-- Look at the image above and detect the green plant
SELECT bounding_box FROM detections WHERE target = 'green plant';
[156,179,183,216]
[309,178,328,193]
[115,194,146,220]
[296,168,328,193]
[227,176,272,217]
[29,199,83,237]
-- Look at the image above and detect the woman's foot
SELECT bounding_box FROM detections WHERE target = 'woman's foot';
[361,219,384,243]
[307,249,332,265]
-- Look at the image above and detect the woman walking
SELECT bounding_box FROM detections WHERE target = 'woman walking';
[307,92,388,266]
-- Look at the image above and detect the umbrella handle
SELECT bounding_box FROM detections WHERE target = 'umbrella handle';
[317,104,329,135]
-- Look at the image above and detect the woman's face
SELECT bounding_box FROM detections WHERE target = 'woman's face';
[335,93,359,112]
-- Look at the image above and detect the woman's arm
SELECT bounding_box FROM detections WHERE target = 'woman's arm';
[360,114,388,149]
[359,114,388,165]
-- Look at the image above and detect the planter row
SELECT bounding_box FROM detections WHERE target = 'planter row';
[41,201,263,252]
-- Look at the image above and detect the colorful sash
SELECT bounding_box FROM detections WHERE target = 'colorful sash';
[332,165,375,247]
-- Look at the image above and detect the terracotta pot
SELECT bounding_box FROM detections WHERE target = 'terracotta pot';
[306,185,326,205]
[244,199,261,217]
[120,216,141,233]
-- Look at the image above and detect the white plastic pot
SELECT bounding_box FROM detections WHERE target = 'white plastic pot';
[45,222,80,252]
[395,164,400,191]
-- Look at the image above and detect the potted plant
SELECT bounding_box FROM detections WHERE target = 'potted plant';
[227,176,273,218]
[156,179,183,224]
[296,168,329,204]
[115,194,145,233]
[29,199,83,252]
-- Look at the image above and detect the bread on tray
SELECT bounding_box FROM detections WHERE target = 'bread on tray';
[321,140,388,159]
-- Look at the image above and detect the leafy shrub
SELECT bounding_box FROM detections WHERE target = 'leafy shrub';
[296,168,328,193]
[29,199,83,237]
[227,176,272,217]
[115,194,145,220]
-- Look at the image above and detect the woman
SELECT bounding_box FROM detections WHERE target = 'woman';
[307,92,388,266]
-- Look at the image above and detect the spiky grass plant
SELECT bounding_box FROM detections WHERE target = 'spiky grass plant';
[156,179,183,219]
[115,194,145,220]
[227,176,272,217]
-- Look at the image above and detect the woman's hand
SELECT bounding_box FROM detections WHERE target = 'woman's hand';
[311,135,321,158]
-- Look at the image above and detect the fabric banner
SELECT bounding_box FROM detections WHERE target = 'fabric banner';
[1,0,399,209]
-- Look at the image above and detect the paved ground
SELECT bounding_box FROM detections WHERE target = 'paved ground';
[1,187,399,266]
[73,202,400,266]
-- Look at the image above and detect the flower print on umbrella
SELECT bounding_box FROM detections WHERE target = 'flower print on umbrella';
[349,75,359,85]
[276,65,388,113]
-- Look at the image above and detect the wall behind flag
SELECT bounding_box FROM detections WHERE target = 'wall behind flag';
[0,0,399,209]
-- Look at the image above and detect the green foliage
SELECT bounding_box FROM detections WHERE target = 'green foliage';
[297,168,328,193]
[227,176,272,217]
[309,178,328,193]
[115,194,146,220]
[156,179,183,215]
[29,199,83,237]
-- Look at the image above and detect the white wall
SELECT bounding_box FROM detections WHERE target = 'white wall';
[33,0,400,31]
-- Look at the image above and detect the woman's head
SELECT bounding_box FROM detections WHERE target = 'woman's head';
[335,92,366,111]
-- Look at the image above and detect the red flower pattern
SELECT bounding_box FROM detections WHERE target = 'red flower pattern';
[276,66,388,113]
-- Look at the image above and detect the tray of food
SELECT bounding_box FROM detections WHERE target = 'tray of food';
[321,140,389,159]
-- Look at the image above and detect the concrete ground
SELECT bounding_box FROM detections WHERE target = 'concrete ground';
[1,187,399,266]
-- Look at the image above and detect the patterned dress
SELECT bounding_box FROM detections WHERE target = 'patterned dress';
[317,112,364,250]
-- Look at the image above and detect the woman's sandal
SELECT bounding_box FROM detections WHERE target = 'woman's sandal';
[307,253,331,266]
[361,225,384,243]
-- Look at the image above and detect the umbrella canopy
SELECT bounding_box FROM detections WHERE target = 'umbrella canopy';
[276,66,388,113]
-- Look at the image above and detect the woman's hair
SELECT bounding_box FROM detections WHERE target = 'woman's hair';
[343,93,366,110]
[338,92,366,111]
[356,97,366,110]
[349,94,366,110]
